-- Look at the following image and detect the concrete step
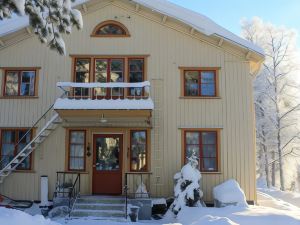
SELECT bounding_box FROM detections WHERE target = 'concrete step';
[74,203,125,211]
[76,197,125,205]
[70,209,125,218]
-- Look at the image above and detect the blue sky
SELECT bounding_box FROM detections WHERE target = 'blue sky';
[169,0,300,48]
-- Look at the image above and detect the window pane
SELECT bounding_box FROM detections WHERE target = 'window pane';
[186,145,200,158]
[5,72,19,96]
[185,71,199,96]
[111,59,123,71]
[1,144,15,156]
[201,71,215,83]
[129,59,143,72]
[202,132,217,144]
[201,83,215,96]
[186,132,199,144]
[2,131,16,143]
[70,158,84,170]
[70,131,85,144]
[202,145,217,157]
[96,137,120,171]
[21,71,35,96]
[202,158,217,171]
[70,145,84,157]
[131,131,147,171]
[97,24,125,35]
[75,59,90,96]
[18,130,31,143]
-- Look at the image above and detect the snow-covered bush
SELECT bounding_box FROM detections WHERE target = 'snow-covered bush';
[213,179,248,207]
[171,152,203,215]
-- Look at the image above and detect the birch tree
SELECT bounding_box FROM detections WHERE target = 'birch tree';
[0,0,83,55]
[242,17,300,190]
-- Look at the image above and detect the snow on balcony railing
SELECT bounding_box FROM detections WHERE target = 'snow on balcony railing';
[54,81,154,110]
[57,81,151,100]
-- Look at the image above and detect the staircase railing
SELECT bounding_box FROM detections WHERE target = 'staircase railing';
[0,92,66,180]
[124,172,152,219]
[54,171,81,217]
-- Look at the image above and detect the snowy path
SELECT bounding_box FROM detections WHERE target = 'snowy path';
[257,188,300,211]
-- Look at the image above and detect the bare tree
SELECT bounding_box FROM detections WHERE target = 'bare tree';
[242,17,300,190]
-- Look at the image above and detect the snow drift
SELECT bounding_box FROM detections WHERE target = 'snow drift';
[0,207,60,225]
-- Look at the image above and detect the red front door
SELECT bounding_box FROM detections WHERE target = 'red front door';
[92,134,123,195]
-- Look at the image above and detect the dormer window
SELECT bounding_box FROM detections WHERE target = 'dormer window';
[91,20,130,37]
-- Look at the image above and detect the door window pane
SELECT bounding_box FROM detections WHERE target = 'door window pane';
[5,72,19,96]
[130,131,147,171]
[95,59,108,97]
[75,59,90,96]
[110,59,124,97]
[21,71,36,96]
[95,137,120,171]
[184,71,199,96]
[129,59,144,96]
[69,131,85,171]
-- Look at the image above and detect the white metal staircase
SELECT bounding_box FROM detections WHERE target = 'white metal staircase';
[0,102,63,183]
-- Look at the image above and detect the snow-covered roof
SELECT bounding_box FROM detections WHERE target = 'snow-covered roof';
[0,0,264,56]
[53,98,154,110]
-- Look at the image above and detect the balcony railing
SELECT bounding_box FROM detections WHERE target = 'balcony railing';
[57,81,151,100]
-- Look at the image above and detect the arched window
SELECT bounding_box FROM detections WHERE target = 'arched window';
[91,20,130,37]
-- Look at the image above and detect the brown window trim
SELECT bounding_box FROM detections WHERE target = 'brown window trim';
[1,68,40,98]
[93,58,125,99]
[181,128,221,173]
[179,67,220,98]
[91,20,130,37]
[71,56,148,99]
[67,130,86,172]
[0,128,34,171]
[129,129,149,172]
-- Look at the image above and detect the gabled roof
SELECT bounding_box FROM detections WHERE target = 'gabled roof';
[0,0,264,56]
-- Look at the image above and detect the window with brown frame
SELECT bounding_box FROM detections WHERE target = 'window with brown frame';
[184,70,217,97]
[184,130,218,172]
[0,129,32,170]
[91,20,130,37]
[72,57,146,98]
[68,130,86,171]
[130,130,147,172]
[3,70,37,97]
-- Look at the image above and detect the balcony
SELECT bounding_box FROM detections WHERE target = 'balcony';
[53,81,154,123]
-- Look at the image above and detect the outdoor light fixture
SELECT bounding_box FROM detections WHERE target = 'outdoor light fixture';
[100,114,108,123]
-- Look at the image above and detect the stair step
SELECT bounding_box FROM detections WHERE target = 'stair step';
[76,198,125,204]
[70,209,125,218]
[74,204,125,211]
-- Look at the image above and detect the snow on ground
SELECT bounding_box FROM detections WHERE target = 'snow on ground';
[2,202,300,225]
[0,207,59,225]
